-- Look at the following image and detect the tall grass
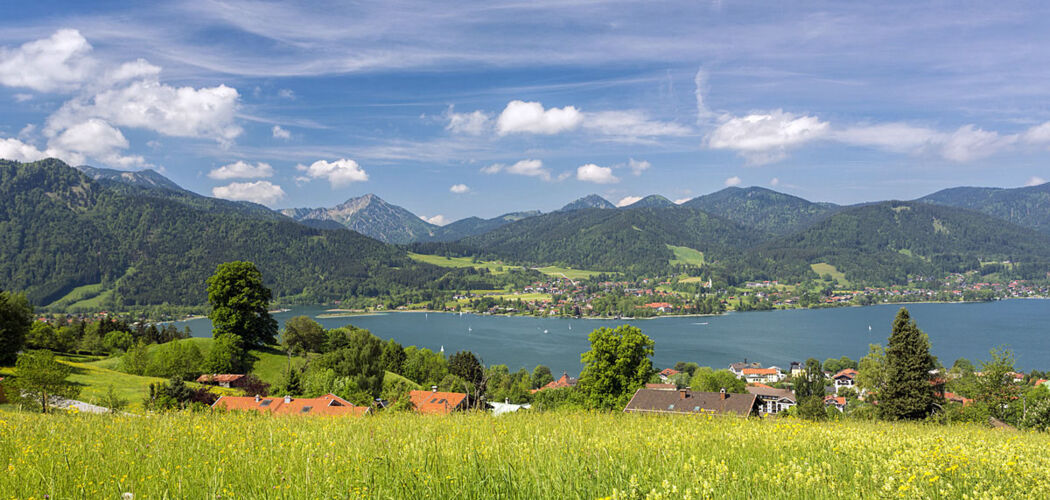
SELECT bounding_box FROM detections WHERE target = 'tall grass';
[1,411,1047,498]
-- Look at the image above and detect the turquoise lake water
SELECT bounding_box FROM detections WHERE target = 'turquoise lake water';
[176,299,1050,375]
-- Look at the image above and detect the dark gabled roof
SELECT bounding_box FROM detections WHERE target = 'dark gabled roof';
[746,386,796,402]
[623,389,759,417]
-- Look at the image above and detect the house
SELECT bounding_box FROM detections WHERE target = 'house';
[832,369,858,393]
[196,374,250,388]
[211,393,370,416]
[645,383,677,390]
[746,386,796,415]
[658,368,680,381]
[644,302,673,312]
[623,388,760,417]
[409,387,469,415]
[740,367,783,384]
[729,361,762,378]
[824,395,847,412]
[531,372,578,393]
[488,399,531,416]
[1036,379,1049,388]
[943,392,974,406]
[789,362,803,377]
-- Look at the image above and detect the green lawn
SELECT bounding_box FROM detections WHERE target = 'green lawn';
[408,253,520,274]
[667,244,705,266]
[810,262,849,285]
[531,266,604,280]
[43,283,114,310]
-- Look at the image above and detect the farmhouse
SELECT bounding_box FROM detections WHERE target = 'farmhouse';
[658,368,680,381]
[409,387,469,415]
[746,386,796,415]
[623,388,760,417]
[212,393,370,416]
[740,367,783,384]
[196,374,250,388]
[728,361,762,378]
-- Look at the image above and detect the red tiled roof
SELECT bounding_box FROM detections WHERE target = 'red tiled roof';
[197,374,246,383]
[212,393,369,416]
[824,395,846,406]
[742,368,778,376]
[659,368,680,377]
[644,302,673,309]
[833,369,858,380]
[749,383,773,389]
[409,390,468,415]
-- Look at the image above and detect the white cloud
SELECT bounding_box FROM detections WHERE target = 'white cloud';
[583,111,691,138]
[0,137,64,163]
[449,183,470,194]
[940,125,1014,162]
[674,197,691,205]
[208,161,274,179]
[272,125,291,139]
[497,100,582,135]
[770,177,780,187]
[445,106,491,135]
[576,163,619,184]
[1026,176,1046,187]
[47,119,146,168]
[277,88,296,99]
[724,176,742,187]
[628,158,651,176]
[832,123,944,153]
[0,29,96,92]
[481,159,551,181]
[46,78,242,144]
[616,195,642,207]
[694,68,713,122]
[212,180,286,206]
[102,59,161,85]
[421,214,448,226]
[13,94,33,103]
[707,110,829,164]
[296,158,368,186]
[1021,122,1050,146]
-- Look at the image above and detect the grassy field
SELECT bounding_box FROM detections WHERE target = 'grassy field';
[407,252,520,274]
[811,262,849,285]
[668,244,705,267]
[0,411,1047,498]
[531,265,604,280]
[43,282,114,310]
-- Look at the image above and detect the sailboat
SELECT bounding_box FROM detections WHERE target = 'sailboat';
[868,325,872,332]
[543,329,549,334]
[468,326,472,332]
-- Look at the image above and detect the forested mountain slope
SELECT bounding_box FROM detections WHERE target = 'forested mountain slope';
[917,183,1050,234]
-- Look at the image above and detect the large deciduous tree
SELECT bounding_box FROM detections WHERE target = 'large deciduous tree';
[578,325,656,409]
[0,291,33,365]
[877,308,939,420]
[311,327,385,398]
[206,261,277,347]
[282,316,325,355]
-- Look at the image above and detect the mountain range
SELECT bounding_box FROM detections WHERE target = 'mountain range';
[2,158,1049,307]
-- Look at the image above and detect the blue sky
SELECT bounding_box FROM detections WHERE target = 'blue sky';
[2,1,1049,223]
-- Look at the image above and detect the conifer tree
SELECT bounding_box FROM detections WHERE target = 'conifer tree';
[877,308,938,420]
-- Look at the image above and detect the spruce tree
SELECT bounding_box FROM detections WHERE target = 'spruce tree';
[877,308,938,420]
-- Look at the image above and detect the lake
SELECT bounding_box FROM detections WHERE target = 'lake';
[176,299,1050,375]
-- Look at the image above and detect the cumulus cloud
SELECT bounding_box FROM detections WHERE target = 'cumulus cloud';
[724,176,742,187]
[102,59,161,85]
[576,163,619,184]
[421,214,448,226]
[616,195,642,207]
[497,100,582,135]
[0,29,96,92]
[277,88,296,99]
[47,119,147,168]
[208,161,274,179]
[1026,176,1047,187]
[674,197,691,205]
[212,180,285,206]
[46,78,242,144]
[296,158,368,186]
[445,106,491,135]
[480,159,551,181]
[1022,122,1050,145]
[583,111,690,139]
[0,137,65,163]
[708,110,829,164]
[628,158,651,176]
[832,123,944,153]
[449,183,470,194]
[272,125,291,139]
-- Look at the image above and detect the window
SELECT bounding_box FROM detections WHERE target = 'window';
[259,400,272,407]
[667,404,675,410]
[301,406,312,413]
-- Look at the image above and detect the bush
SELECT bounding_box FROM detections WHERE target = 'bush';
[145,341,203,380]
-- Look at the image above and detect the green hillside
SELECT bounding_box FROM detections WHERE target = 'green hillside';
[918,182,1050,234]
[684,186,838,235]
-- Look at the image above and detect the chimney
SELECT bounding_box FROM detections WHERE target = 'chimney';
[679,388,687,400]
[284,395,292,403]
[254,394,260,403]
[720,388,727,400]
[431,385,438,393]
